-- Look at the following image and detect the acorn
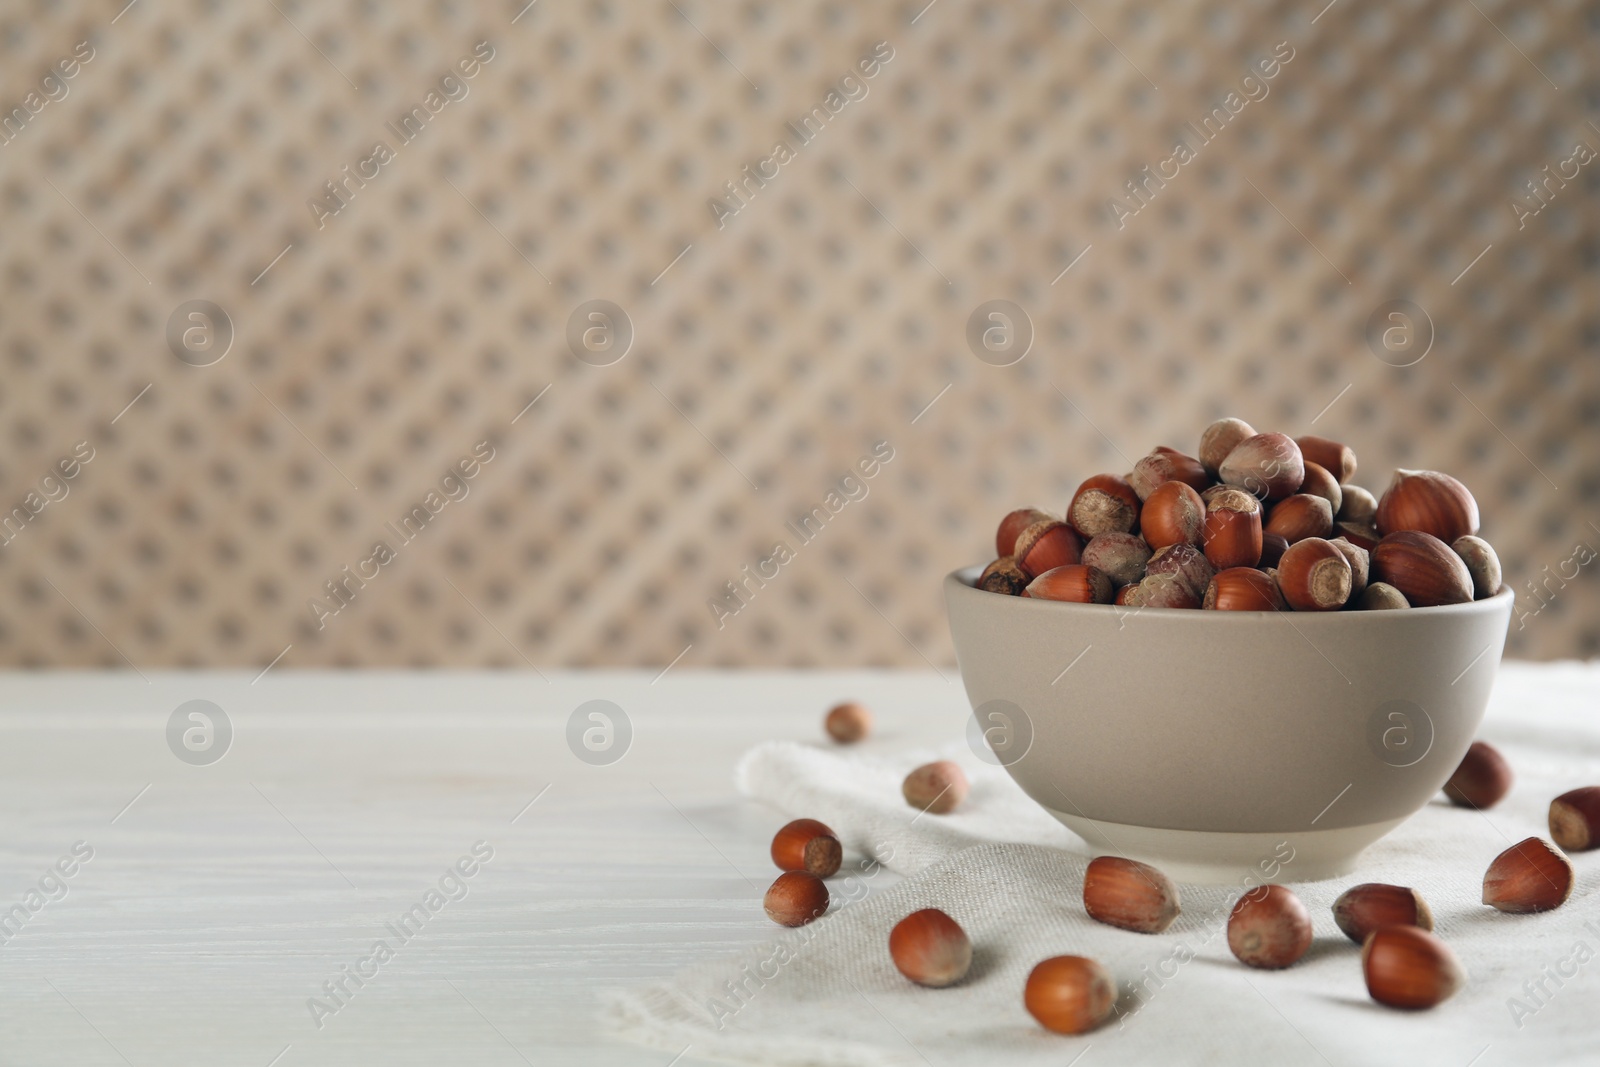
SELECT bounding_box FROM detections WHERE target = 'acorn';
[1277,537,1353,612]
[1549,787,1600,851]
[1026,564,1114,604]
[997,507,1054,558]
[1333,883,1434,944]
[1203,568,1286,611]
[1482,837,1574,913]
[1082,856,1181,934]
[1371,531,1473,607]
[1067,475,1140,538]
[1442,740,1513,810]
[1013,520,1083,580]
[1219,433,1305,501]
[1362,927,1464,1009]
[1375,469,1480,543]
[1264,494,1334,544]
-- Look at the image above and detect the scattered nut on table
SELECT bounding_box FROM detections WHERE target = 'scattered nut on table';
[888,908,972,988]
[902,761,969,814]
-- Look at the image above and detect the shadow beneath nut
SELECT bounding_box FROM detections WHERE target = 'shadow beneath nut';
[960,942,1002,985]
[1301,937,1359,965]
[1320,993,1393,1015]
[1186,937,1353,971]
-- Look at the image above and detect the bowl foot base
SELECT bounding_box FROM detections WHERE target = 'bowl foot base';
[1045,808,1409,884]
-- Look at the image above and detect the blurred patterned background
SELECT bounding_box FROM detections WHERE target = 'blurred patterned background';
[0,0,1595,669]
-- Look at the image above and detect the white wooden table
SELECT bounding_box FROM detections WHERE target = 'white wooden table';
[0,671,963,1066]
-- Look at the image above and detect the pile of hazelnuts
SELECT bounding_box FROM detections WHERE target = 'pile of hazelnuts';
[980,418,1502,613]
[756,703,1600,1035]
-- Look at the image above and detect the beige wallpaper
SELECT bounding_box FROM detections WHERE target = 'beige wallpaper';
[0,0,1595,671]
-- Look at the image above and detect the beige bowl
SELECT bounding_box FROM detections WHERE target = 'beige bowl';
[945,566,1514,882]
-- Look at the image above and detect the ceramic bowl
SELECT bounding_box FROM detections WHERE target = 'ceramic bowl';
[945,566,1514,882]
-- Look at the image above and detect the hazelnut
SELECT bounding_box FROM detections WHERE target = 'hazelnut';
[1297,461,1343,516]
[1145,542,1215,598]
[1371,531,1473,607]
[1082,856,1181,933]
[997,507,1054,558]
[977,556,1028,596]
[1482,837,1574,913]
[764,871,829,926]
[771,818,843,877]
[1199,417,1257,476]
[1549,786,1600,851]
[1025,564,1114,604]
[1140,480,1206,550]
[903,761,969,814]
[1227,885,1313,969]
[825,701,872,743]
[1442,740,1512,810]
[1013,520,1083,580]
[1375,469,1480,543]
[1333,883,1434,944]
[1130,572,1201,609]
[1294,434,1358,484]
[1258,531,1291,568]
[1362,927,1464,1010]
[1203,504,1264,570]
[1023,956,1116,1035]
[1452,535,1502,600]
[889,908,972,988]
[1277,537,1353,612]
[1203,568,1286,611]
[1128,449,1208,501]
[1337,484,1378,525]
[1333,520,1381,550]
[1202,484,1263,513]
[1263,494,1334,544]
[1067,474,1140,538]
[1080,532,1152,588]
[1359,582,1410,610]
[1219,433,1305,502]
[1328,537,1370,599]
[1114,583,1139,606]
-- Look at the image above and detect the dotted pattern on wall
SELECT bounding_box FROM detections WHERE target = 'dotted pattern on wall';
[0,0,1595,670]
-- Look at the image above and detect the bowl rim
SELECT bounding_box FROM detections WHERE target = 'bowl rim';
[948,564,1514,621]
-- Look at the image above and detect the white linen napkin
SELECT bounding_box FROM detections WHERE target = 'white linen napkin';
[605,664,1600,1066]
